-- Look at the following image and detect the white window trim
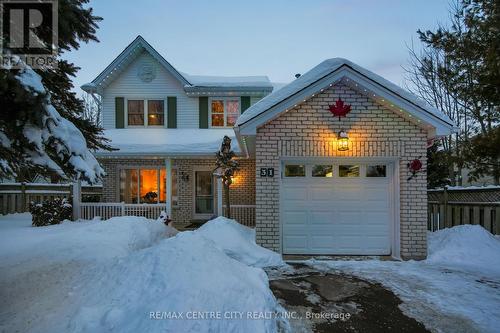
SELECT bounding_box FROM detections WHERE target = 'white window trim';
[124,98,167,128]
[118,166,178,205]
[208,97,241,128]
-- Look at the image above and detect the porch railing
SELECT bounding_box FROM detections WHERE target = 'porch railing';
[80,202,167,220]
[222,205,256,227]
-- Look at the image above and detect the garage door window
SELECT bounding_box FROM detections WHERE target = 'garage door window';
[339,165,360,177]
[312,165,333,177]
[284,165,305,177]
[366,165,387,177]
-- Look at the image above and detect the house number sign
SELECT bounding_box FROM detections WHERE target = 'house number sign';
[260,168,275,177]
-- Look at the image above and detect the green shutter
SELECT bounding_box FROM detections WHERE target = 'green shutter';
[241,96,251,113]
[115,97,124,128]
[199,96,208,128]
[167,97,177,128]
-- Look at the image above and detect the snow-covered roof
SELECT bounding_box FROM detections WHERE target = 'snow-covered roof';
[82,36,272,95]
[182,73,272,88]
[83,36,190,93]
[236,58,455,136]
[96,129,238,157]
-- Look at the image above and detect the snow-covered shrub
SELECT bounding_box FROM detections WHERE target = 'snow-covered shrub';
[30,198,72,227]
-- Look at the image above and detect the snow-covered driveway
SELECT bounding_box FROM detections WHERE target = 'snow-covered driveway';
[302,226,500,333]
[0,214,287,333]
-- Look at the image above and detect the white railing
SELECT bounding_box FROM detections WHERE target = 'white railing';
[222,205,256,227]
[79,202,166,220]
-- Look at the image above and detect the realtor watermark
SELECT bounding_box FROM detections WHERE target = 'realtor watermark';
[149,310,352,321]
[0,0,58,68]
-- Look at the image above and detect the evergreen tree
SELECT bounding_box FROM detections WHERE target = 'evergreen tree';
[427,142,453,188]
[0,0,111,183]
[416,0,500,185]
[214,136,239,218]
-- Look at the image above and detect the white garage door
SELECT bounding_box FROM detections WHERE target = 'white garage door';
[281,161,393,255]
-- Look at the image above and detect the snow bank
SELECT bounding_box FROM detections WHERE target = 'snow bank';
[0,214,287,333]
[0,214,169,274]
[427,225,500,275]
[66,231,286,333]
[196,217,284,267]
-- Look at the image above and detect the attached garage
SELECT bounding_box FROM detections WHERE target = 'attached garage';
[281,160,395,255]
[234,58,455,260]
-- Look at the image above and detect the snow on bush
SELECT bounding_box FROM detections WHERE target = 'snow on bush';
[427,225,500,274]
[29,198,72,226]
[197,217,284,267]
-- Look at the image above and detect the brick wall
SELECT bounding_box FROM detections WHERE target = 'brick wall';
[255,83,428,260]
[99,157,255,227]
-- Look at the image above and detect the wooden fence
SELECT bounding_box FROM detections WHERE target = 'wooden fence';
[428,187,500,235]
[0,182,102,215]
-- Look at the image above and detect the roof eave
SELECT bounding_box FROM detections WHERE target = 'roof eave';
[237,66,455,138]
[88,36,191,90]
[184,86,273,95]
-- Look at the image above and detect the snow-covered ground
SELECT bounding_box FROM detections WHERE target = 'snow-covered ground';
[305,225,500,333]
[2,213,499,333]
[0,214,286,333]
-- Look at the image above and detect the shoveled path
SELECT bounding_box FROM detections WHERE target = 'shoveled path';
[267,263,429,333]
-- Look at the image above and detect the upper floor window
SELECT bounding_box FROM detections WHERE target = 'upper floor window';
[127,99,164,126]
[210,98,240,127]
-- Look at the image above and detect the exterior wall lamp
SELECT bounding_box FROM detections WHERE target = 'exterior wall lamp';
[337,130,349,151]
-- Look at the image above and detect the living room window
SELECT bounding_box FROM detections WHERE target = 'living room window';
[126,99,165,126]
[210,98,240,127]
[119,167,178,205]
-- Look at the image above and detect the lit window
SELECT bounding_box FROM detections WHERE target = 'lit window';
[210,98,240,127]
[127,99,165,126]
[119,168,178,204]
[284,165,305,177]
[312,165,333,177]
[147,100,164,126]
[366,165,386,177]
[339,165,360,177]
[127,100,144,126]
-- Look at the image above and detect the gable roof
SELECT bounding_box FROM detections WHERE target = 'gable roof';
[82,36,190,93]
[236,58,456,137]
[82,36,272,95]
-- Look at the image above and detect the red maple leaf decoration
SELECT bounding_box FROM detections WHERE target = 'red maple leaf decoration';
[329,98,351,120]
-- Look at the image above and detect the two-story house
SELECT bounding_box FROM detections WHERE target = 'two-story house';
[83,36,455,260]
[82,36,271,227]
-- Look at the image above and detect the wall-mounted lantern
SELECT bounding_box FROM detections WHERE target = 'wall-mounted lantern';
[337,130,349,151]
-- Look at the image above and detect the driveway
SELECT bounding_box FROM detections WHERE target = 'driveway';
[267,263,429,333]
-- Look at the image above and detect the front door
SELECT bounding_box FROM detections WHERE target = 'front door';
[194,170,214,218]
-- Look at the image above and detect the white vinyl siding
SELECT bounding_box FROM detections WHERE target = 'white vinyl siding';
[101,52,199,129]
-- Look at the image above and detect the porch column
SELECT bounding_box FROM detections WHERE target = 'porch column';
[165,158,172,217]
[217,178,223,216]
[72,179,81,221]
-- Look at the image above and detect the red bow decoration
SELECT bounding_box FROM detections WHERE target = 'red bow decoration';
[329,98,352,120]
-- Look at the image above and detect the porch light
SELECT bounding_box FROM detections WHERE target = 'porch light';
[337,130,349,151]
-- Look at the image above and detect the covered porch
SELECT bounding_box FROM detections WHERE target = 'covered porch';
[72,157,256,227]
